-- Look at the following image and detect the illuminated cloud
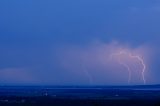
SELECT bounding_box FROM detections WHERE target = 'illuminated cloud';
[56,41,153,85]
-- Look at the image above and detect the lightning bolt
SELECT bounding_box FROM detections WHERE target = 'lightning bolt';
[110,51,131,84]
[110,51,146,84]
[118,58,131,84]
[129,54,146,84]
[82,65,93,85]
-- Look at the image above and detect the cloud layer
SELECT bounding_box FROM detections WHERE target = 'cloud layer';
[56,41,153,85]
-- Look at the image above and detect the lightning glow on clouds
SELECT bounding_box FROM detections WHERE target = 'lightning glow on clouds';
[57,41,152,85]
[110,51,146,85]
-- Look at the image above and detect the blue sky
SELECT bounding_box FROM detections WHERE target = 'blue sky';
[0,0,160,85]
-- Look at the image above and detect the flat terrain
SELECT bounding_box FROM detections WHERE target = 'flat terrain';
[0,85,160,106]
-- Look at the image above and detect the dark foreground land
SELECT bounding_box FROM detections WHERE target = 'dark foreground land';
[0,85,160,106]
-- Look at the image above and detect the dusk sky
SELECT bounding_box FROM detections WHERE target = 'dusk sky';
[0,0,160,85]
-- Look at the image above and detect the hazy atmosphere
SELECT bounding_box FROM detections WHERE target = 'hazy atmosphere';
[0,0,160,85]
